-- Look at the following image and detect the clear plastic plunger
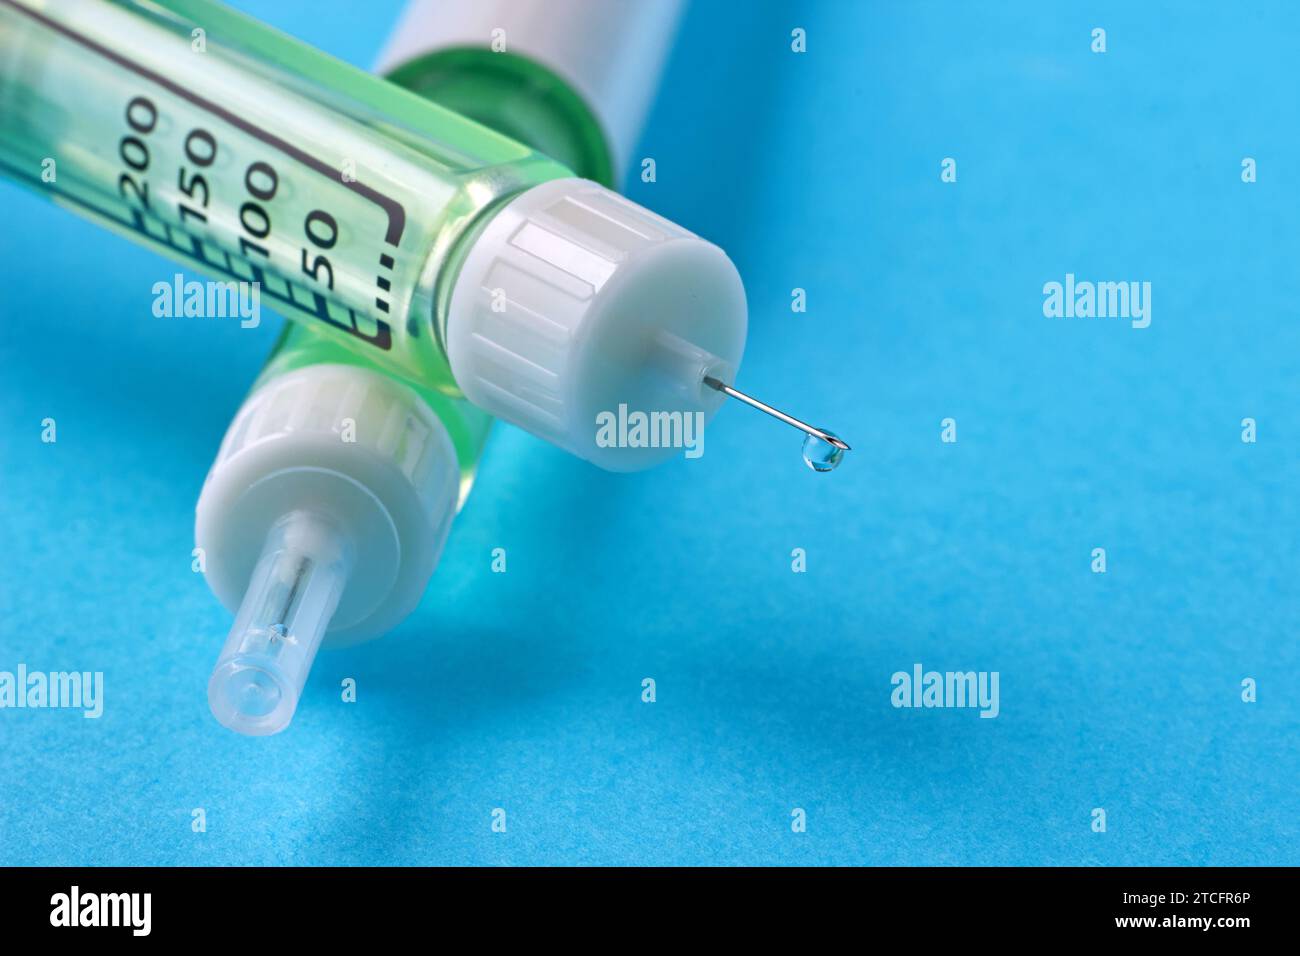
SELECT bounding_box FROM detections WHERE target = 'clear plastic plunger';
[207,510,353,736]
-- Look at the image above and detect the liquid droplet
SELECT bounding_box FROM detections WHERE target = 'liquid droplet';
[802,430,846,472]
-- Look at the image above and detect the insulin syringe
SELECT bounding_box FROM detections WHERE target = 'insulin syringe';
[0,0,850,734]
[0,0,848,467]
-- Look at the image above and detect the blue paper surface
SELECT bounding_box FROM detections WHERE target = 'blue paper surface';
[1,0,1296,866]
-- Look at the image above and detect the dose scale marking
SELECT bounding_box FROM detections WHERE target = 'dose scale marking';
[2,0,403,349]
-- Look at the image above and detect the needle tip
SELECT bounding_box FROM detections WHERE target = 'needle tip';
[704,376,850,452]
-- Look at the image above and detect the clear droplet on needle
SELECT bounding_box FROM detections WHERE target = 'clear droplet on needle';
[802,431,847,472]
[703,376,850,470]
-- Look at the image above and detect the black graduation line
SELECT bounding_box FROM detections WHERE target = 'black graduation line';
[1,0,407,248]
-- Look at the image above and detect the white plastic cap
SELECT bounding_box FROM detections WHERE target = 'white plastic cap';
[445,178,747,471]
[377,0,684,176]
[196,362,460,649]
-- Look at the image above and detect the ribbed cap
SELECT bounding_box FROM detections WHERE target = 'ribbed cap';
[445,178,747,471]
[197,363,459,645]
[214,362,454,519]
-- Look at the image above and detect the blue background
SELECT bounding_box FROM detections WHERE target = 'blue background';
[1,0,1297,865]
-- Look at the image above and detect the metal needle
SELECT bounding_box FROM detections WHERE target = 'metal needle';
[703,376,850,451]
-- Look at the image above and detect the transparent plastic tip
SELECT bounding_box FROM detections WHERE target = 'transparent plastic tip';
[208,511,352,736]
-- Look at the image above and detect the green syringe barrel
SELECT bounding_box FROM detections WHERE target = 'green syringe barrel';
[0,0,570,396]
[2,0,749,473]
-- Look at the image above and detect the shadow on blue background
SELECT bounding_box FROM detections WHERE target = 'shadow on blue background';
[0,0,1296,865]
